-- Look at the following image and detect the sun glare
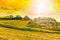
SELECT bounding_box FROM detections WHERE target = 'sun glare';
[30,0,52,15]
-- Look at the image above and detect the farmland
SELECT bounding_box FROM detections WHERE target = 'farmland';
[0,26,60,40]
[0,20,29,28]
[0,20,60,40]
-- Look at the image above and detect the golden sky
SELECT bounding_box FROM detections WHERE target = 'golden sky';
[0,0,29,8]
[0,0,30,15]
[0,0,60,21]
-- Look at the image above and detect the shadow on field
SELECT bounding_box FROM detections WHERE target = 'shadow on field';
[0,24,60,34]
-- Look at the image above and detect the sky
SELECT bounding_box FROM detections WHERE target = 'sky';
[0,0,60,22]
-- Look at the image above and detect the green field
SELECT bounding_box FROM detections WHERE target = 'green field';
[0,20,60,40]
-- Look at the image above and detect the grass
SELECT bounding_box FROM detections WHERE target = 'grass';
[0,20,60,40]
[0,20,29,28]
[0,25,60,40]
[0,23,60,34]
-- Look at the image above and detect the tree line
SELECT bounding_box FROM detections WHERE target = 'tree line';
[0,15,30,20]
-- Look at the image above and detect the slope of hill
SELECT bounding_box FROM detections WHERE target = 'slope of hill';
[0,19,60,40]
[0,26,60,40]
[0,20,29,28]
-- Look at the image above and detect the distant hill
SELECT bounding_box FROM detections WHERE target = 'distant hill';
[22,16,31,20]
[27,17,57,29]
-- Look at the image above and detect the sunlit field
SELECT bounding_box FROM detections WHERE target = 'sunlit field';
[0,20,60,40]
[0,27,60,40]
[0,20,29,28]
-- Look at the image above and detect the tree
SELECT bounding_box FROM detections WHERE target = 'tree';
[9,15,13,18]
[15,15,22,20]
[4,15,13,18]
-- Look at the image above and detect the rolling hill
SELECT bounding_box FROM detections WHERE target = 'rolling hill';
[0,19,59,40]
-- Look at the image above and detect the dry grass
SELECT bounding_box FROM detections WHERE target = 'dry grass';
[0,20,60,40]
[0,27,60,40]
[0,20,29,28]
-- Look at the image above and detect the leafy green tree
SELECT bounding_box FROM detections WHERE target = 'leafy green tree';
[15,15,22,20]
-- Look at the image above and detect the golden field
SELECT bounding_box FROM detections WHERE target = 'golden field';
[0,20,59,40]
[0,27,60,40]
[0,20,29,28]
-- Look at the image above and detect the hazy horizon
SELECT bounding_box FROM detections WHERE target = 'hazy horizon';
[0,0,60,22]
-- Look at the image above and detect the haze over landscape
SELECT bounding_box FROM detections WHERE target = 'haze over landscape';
[0,0,60,22]
[0,0,60,40]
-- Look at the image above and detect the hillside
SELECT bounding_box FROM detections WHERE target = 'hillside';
[0,26,60,40]
[0,19,59,40]
[0,20,29,28]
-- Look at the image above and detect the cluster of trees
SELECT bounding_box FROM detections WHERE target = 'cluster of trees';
[0,15,30,20]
